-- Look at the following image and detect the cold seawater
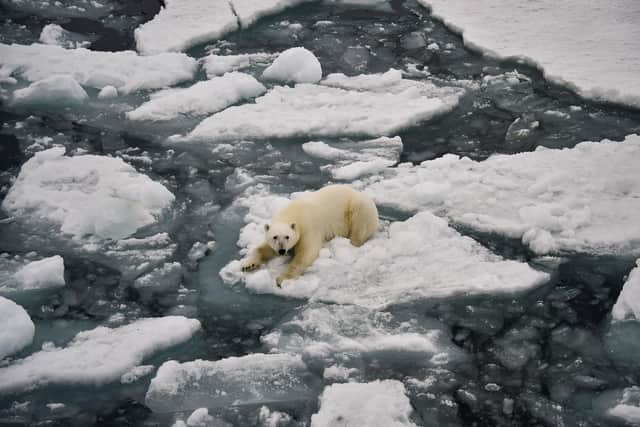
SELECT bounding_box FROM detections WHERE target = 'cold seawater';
[1,0,640,426]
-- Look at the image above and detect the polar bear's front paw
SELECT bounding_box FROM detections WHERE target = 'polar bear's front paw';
[241,259,260,272]
[276,275,285,288]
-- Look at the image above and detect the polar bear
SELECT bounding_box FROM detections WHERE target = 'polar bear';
[241,185,378,287]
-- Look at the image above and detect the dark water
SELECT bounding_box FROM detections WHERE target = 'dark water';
[1,1,639,426]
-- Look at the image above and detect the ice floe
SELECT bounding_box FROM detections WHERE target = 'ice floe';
[0,43,197,93]
[134,0,238,55]
[612,260,640,321]
[178,72,462,142]
[231,0,311,28]
[361,134,640,255]
[201,53,276,78]
[606,387,640,425]
[0,297,35,360]
[0,316,201,393]
[418,0,640,108]
[220,186,548,307]
[1,147,175,240]
[126,72,266,121]
[302,136,402,180]
[262,47,322,84]
[12,75,88,108]
[311,380,417,427]
[39,23,90,49]
[0,255,65,295]
[146,353,317,412]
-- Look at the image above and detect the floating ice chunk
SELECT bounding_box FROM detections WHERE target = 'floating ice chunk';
[201,53,276,78]
[612,260,640,321]
[607,387,640,424]
[133,262,183,300]
[127,72,266,121]
[418,0,640,108]
[0,43,197,94]
[186,408,214,426]
[361,134,640,255]
[220,188,548,307]
[120,365,155,384]
[134,0,238,55]
[321,68,404,91]
[0,297,35,360]
[97,85,118,99]
[303,136,402,180]
[146,353,316,412]
[1,147,175,240]
[180,76,462,141]
[12,256,65,291]
[231,0,312,28]
[39,24,90,49]
[0,316,201,393]
[311,380,417,427]
[262,47,322,84]
[258,406,292,427]
[12,75,88,107]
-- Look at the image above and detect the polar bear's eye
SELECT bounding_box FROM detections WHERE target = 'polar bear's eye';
[285,236,290,240]
[273,236,277,240]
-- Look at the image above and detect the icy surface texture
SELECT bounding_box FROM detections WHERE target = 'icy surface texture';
[361,135,640,255]
[201,53,276,78]
[1,147,175,240]
[418,0,640,108]
[0,255,65,294]
[134,0,238,55]
[231,0,312,28]
[311,380,417,427]
[39,24,90,49]
[612,260,640,321]
[146,353,316,412]
[12,75,88,107]
[126,72,266,121]
[0,43,197,93]
[221,186,548,307]
[179,71,462,142]
[302,136,403,180]
[262,47,322,84]
[0,297,35,360]
[0,316,201,393]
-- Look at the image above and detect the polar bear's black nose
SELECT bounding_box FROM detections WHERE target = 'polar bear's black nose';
[278,249,286,255]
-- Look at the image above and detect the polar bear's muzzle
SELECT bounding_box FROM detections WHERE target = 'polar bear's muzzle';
[278,249,286,255]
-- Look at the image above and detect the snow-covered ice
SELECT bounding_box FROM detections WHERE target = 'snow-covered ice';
[220,186,548,307]
[146,353,315,412]
[39,23,89,49]
[201,53,276,78]
[0,297,35,360]
[134,0,237,55]
[361,134,640,255]
[302,136,403,180]
[1,147,175,240]
[120,365,155,384]
[231,0,311,28]
[262,47,322,84]
[418,0,640,108]
[311,380,417,427]
[8,256,65,293]
[0,43,197,93]
[606,387,640,425]
[12,75,88,107]
[126,72,266,121]
[0,316,201,393]
[612,260,640,321]
[178,72,462,142]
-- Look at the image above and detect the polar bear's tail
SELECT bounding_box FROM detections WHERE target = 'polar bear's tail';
[349,192,379,247]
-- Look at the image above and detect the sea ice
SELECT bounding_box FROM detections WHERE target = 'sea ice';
[611,260,640,321]
[12,75,88,108]
[220,186,548,308]
[0,316,201,393]
[231,0,312,28]
[134,0,238,55]
[201,53,276,78]
[146,353,316,412]
[607,387,640,425]
[39,23,90,49]
[311,380,417,427]
[262,47,322,84]
[10,256,65,292]
[302,136,402,180]
[1,147,175,240]
[418,0,640,108]
[0,297,35,360]
[0,43,197,93]
[179,73,462,142]
[126,72,266,121]
[361,134,640,255]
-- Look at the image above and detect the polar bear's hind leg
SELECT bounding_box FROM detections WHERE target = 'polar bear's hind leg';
[348,193,379,247]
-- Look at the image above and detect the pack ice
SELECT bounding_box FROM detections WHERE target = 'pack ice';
[1,147,175,240]
[0,316,201,394]
[220,186,548,307]
[361,135,640,255]
[0,297,35,360]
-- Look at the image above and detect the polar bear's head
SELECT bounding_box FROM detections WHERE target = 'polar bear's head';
[264,222,299,255]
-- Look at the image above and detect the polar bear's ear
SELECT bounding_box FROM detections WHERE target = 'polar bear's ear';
[264,224,270,232]
[290,223,296,230]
